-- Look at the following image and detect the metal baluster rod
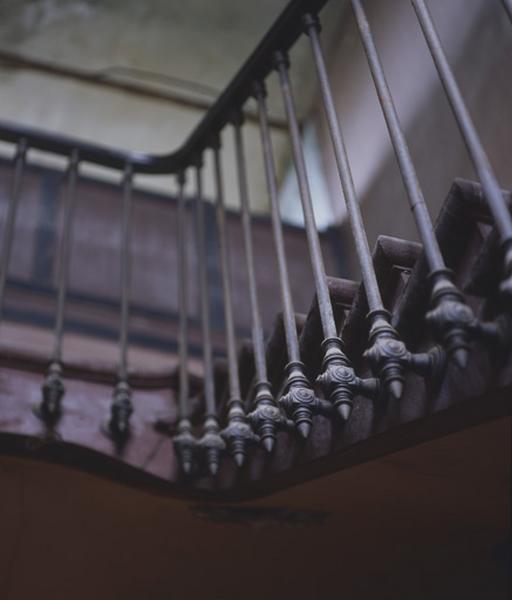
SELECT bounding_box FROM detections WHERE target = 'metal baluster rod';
[275,52,336,341]
[194,161,226,476]
[304,16,383,314]
[232,111,288,453]
[0,139,27,321]
[253,81,322,439]
[275,50,381,415]
[172,171,196,475]
[305,15,423,404]
[40,149,80,422]
[253,84,300,366]
[412,0,512,298]
[212,139,258,467]
[350,0,473,369]
[109,163,134,440]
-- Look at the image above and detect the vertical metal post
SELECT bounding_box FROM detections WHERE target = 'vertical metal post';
[275,52,337,340]
[412,0,512,298]
[108,163,134,440]
[253,81,322,439]
[177,173,189,414]
[39,149,80,422]
[194,160,225,476]
[304,16,384,314]
[232,111,288,453]
[274,51,381,415]
[350,0,473,368]
[212,138,258,467]
[172,171,196,474]
[304,15,411,394]
[0,139,27,321]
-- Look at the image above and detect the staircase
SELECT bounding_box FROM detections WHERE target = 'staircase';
[0,0,510,504]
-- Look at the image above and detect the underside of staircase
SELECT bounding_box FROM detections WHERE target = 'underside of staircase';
[0,179,509,501]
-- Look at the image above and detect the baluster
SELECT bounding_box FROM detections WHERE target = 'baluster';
[412,0,512,298]
[39,149,80,423]
[172,171,196,474]
[211,138,258,467]
[274,51,381,420]
[0,139,27,321]
[254,81,329,439]
[349,0,473,369]
[231,111,289,453]
[194,160,226,476]
[108,163,134,440]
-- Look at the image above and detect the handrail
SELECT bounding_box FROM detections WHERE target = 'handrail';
[0,0,328,174]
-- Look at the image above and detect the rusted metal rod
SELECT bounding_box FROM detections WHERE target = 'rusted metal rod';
[350,0,473,368]
[412,0,512,298]
[194,161,225,476]
[232,112,288,453]
[51,150,80,365]
[108,163,134,440]
[177,172,189,420]
[304,16,382,313]
[253,84,300,367]
[172,171,196,475]
[275,52,337,341]
[253,81,321,439]
[212,141,258,467]
[275,50,379,417]
[39,149,80,422]
[233,114,268,400]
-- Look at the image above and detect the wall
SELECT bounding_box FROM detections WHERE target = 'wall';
[0,159,344,368]
[0,0,344,210]
[315,0,512,278]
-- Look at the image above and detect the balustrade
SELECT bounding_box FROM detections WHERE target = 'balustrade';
[0,0,509,489]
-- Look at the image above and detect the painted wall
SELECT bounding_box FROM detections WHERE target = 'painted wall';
[315,0,512,276]
[0,0,343,210]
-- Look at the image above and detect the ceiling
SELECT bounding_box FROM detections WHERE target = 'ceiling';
[0,417,509,599]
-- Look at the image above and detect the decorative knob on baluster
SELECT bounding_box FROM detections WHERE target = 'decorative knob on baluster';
[247,381,289,453]
[364,310,408,401]
[426,269,473,368]
[197,416,226,476]
[40,361,65,423]
[173,418,196,475]
[221,404,259,468]
[279,361,320,439]
[108,380,133,440]
[316,337,379,421]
